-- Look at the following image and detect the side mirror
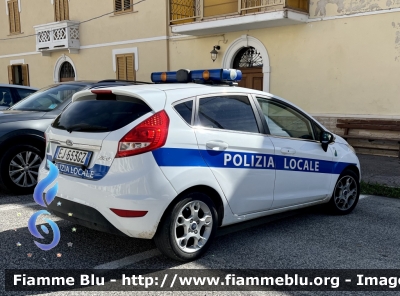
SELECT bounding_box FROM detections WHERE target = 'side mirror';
[320,131,334,152]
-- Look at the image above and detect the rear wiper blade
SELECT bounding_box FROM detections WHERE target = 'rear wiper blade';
[66,123,108,133]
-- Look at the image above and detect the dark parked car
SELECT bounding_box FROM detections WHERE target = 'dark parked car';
[0,84,38,110]
[0,80,150,194]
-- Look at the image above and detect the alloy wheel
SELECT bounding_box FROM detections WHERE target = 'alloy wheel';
[9,151,42,188]
[334,175,358,211]
[174,200,213,253]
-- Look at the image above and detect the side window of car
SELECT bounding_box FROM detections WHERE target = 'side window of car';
[313,123,323,141]
[257,97,316,140]
[0,87,13,107]
[197,95,259,133]
[174,100,193,125]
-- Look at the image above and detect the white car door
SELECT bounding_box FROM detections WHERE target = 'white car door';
[193,94,276,216]
[255,96,335,209]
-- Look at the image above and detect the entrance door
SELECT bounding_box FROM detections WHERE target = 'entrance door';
[59,62,75,82]
[238,67,263,91]
[233,46,263,91]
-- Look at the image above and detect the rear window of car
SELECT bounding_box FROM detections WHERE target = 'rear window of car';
[11,84,86,111]
[52,96,152,132]
[15,88,36,101]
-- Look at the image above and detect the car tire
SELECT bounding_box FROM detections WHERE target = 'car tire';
[154,192,218,261]
[0,144,43,194]
[326,169,360,215]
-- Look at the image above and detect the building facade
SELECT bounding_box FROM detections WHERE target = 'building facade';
[166,0,400,156]
[1,0,399,156]
[0,0,169,86]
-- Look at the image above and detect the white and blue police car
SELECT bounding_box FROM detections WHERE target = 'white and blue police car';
[38,69,361,261]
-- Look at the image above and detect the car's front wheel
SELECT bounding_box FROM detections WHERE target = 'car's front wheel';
[0,145,43,194]
[327,169,360,215]
[154,192,218,261]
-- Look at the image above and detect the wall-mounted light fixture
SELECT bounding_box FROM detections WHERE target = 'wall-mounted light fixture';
[210,45,220,62]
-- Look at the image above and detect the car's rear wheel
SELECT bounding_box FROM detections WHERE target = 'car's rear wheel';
[154,192,218,261]
[327,169,360,215]
[0,145,43,194]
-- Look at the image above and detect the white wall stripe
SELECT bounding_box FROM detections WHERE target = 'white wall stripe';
[0,36,168,59]
[79,35,168,50]
[0,51,40,59]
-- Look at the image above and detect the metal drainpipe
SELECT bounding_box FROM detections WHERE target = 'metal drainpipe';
[165,1,170,71]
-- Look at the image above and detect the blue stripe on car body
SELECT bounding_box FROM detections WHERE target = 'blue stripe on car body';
[46,155,109,180]
[152,148,355,174]
[45,146,355,181]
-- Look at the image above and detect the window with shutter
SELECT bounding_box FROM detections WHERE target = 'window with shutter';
[116,56,127,80]
[116,54,135,81]
[7,65,30,86]
[126,55,135,81]
[114,0,133,14]
[21,64,30,86]
[7,66,13,84]
[55,0,69,21]
[8,0,21,34]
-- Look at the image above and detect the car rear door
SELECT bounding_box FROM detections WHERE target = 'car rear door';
[254,96,334,209]
[193,93,276,216]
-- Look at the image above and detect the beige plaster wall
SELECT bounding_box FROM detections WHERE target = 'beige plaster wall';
[0,0,168,55]
[310,0,400,18]
[0,0,168,87]
[0,40,168,87]
[169,12,400,116]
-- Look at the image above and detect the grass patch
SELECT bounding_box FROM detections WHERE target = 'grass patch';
[361,181,400,198]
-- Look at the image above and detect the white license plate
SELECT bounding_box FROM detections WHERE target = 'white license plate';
[55,147,91,166]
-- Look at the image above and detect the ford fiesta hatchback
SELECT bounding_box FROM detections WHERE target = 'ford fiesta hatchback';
[39,69,361,261]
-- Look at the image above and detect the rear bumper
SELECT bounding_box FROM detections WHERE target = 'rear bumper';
[38,152,178,239]
[48,196,127,236]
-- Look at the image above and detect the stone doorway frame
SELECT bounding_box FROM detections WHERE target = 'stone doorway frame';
[221,35,270,92]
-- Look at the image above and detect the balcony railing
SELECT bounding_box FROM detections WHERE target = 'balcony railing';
[170,0,308,24]
[34,21,80,56]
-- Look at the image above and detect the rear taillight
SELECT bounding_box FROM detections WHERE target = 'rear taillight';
[116,110,169,158]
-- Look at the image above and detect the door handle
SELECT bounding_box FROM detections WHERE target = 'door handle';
[206,141,229,151]
[281,147,296,154]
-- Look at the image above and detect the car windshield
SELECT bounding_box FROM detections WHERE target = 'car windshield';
[10,84,86,112]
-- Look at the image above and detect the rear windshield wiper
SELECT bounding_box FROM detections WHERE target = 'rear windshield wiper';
[65,123,109,133]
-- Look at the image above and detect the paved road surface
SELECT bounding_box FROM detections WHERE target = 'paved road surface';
[1,191,399,295]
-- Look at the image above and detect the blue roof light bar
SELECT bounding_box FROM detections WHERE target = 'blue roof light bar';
[190,69,242,84]
[151,69,242,84]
